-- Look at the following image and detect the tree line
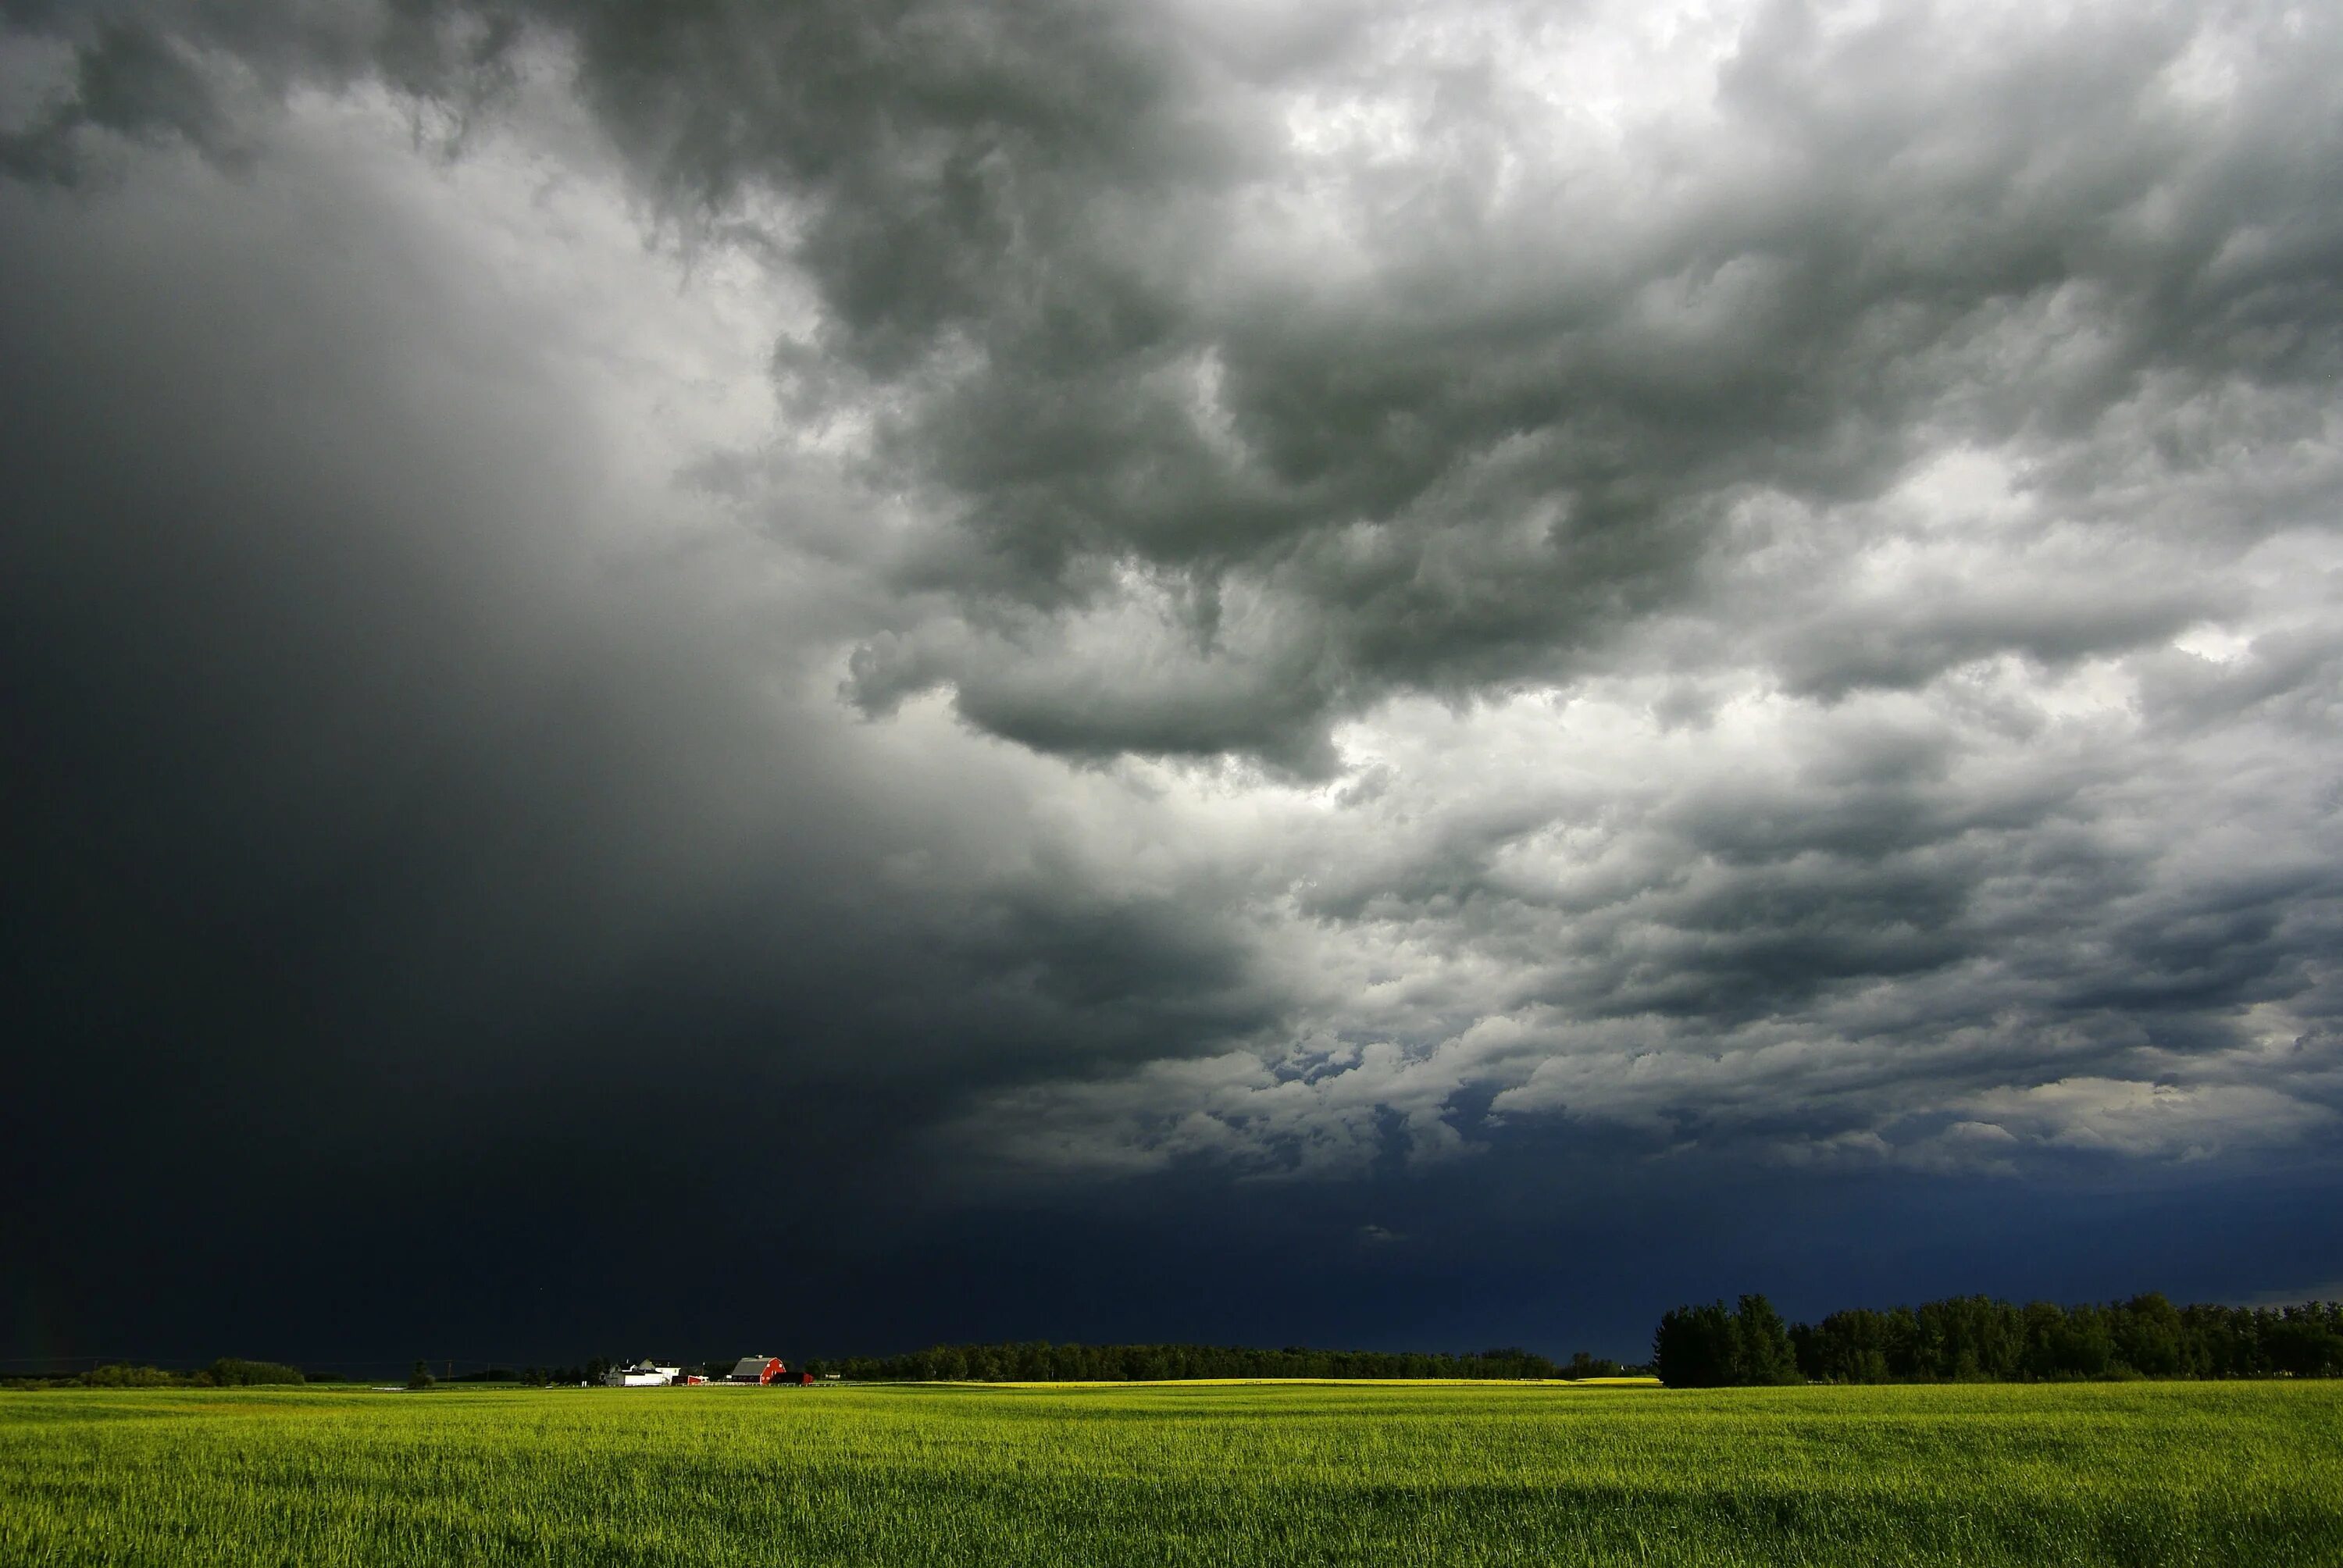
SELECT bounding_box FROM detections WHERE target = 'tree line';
[28,1294,2335,1392]
[1653,1293,2343,1386]
[797,1343,1628,1382]
[6,1357,310,1390]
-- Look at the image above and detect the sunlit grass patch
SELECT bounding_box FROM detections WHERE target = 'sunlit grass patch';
[2,1381,2337,1565]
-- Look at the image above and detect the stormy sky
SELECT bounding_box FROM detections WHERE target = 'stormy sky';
[4,0,2340,1371]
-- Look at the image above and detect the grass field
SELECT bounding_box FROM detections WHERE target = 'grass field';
[4,1380,2340,1566]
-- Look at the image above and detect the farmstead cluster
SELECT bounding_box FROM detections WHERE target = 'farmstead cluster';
[601,1357,815,1388]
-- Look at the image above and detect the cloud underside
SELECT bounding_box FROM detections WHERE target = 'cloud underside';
[2,0,2340,1196]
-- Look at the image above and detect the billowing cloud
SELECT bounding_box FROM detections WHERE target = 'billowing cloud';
[3,0,2341,1359]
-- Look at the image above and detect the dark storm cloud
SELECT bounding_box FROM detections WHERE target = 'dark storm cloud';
[11,2,2341,752]
[0,20,239,179]
[476,0,2343,765]
[0,90,1287,1362]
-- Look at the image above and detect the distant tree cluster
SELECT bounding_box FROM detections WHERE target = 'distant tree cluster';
[801,1342,1626,1382]
[435,1365,576,1385]
[27,1358,312,1389]
[1652,1296,1803,1388]
[1654,1294,2343,1385]
[494,1362,603,1386]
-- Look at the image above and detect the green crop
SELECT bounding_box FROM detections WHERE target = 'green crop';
[3,1380,2338,1565]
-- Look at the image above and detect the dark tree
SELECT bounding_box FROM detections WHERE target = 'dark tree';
[2264,1317,2343,1377]
[1653,1301,1742,1387]
[201,1358,305,1387]
[1771,1292,2343,1383]
[1733,1295,1801,1385]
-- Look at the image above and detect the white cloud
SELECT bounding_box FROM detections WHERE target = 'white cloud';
[1952,1077,2333,1161]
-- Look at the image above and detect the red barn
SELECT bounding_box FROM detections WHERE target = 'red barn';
[728,1356,785,1385]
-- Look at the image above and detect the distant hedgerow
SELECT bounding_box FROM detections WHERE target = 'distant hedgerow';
[1652,1292,2343,1385]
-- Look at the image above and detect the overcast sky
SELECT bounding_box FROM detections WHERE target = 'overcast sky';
[5,0,2340,1370]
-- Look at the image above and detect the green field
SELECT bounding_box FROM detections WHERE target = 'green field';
[4,1381,2339,1566]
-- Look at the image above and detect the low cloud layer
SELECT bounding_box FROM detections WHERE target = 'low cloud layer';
[3,0,2340,1356]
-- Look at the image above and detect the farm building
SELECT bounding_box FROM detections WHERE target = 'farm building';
[604,1363,683,1388]
[729,1356,786,1384]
